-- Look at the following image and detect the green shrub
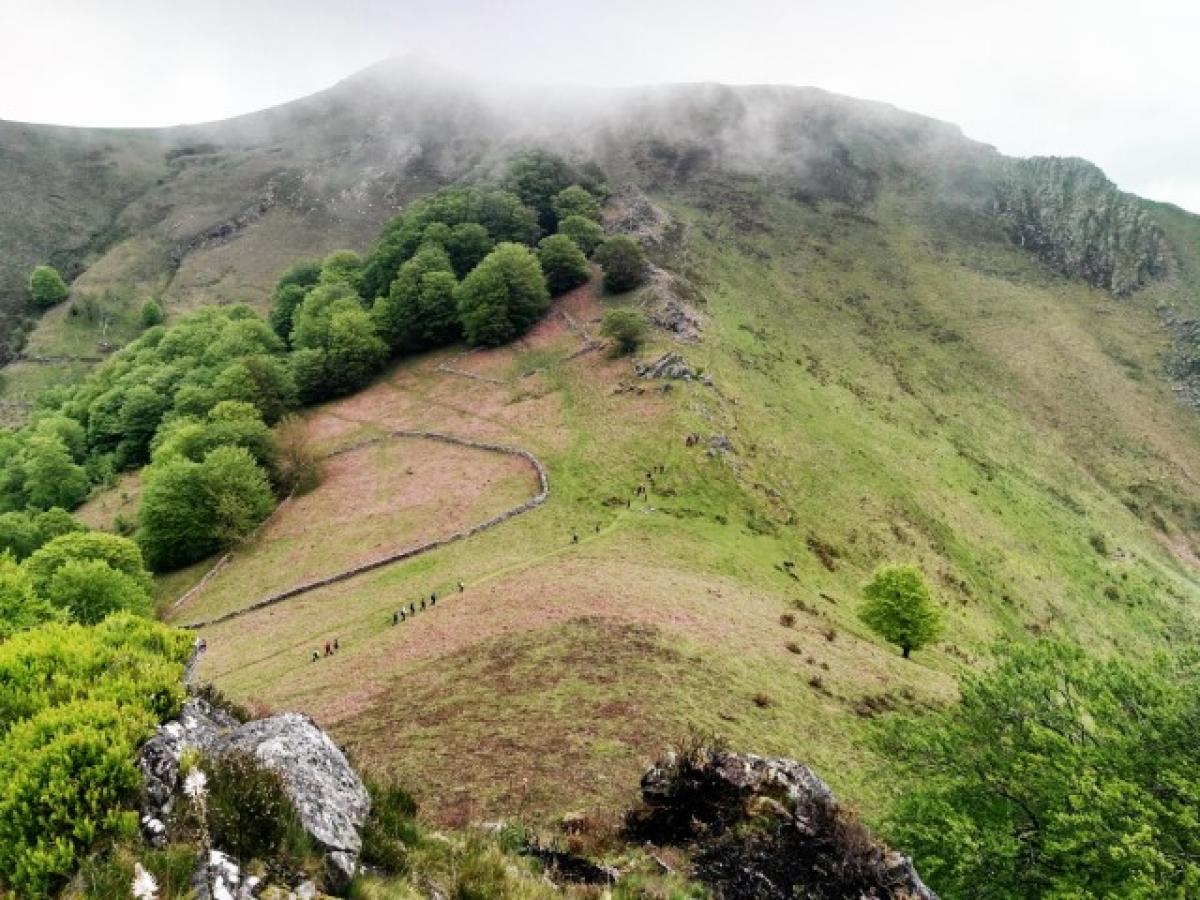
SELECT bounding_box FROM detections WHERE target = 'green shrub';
[203,750,309,864]
[600,308,648,356]
[537,234,590,296]
[0,616,191,895]
[360,773,421,875]
[558,215,606,257]
[0,699,152,896]
[0,554,60,640]
[595,235,648,293]
[28,265,69,308]
[139,299,164,328]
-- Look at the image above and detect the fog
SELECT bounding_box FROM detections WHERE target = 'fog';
[1,0,1197,211]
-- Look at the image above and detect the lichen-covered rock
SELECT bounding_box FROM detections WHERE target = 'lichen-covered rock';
[138,703,369,892]
[223,713,370,892]
[138,696,240,845]
[631,748,937,900]
[993,156,1168,296]
[636,351,697,380]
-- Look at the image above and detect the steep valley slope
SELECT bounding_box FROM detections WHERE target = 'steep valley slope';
[8,61,1200,832]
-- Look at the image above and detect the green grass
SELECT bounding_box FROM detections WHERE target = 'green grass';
[179,175,1200,834]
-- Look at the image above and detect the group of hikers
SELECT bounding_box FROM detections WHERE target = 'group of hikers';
[306,474,671,665]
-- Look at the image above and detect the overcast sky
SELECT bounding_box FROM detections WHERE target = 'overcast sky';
[2,0,1197,211]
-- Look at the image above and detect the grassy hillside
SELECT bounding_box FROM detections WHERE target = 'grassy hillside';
[142,166,1200,831]
[9,66,1200,863]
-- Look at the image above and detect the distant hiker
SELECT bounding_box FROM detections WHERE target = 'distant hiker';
[594,524,601,533]
[420,599,426,610]
[400,609,406,621]
[626,499,631,508]
[392,611,399,626]
[312,650,320,663]
[410,602,416,614]
[324,641,332,657]
[572,533,579,544]
[430,592,437,605]
[333,638,339,652]
[458,581,464,593]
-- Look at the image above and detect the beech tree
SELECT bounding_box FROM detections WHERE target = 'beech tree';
[455,243,550,346]
[858,564,942,658]
[558,215,606,257]
[537,234,590,296]
[878,642,1200,897]
[595,236,648,293]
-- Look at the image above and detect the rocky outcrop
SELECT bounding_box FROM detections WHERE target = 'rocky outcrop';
[225,714,371,891]
[636,351,710,383]
[992,156,1168,296]
[629,748,937,900]
[139,698,370,893]
[643,267,704,343]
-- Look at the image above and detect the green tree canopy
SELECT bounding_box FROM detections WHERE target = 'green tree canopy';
[268,259,321,340]
[371,244,457,352]
[877,641,1200,898]
[558,215,606,257]
[600,308,648,356]
[318,249,365,292]
[44,558,152,624]
[595,235,648,293]
[28,265,69,307]
[444,222,495,278]
[858,564,942,658]
[0,554,60,640]
[137,445,275,571]
[537,234,591,296]
[360,187,537,300]
[21,433,89,511]
[211,354,296,424]
[289,282,362,351]
[24,531,153,598]
[140,298,164,328]
[455,243,550,346]
[552,185,602,222]
[506,150,577,231]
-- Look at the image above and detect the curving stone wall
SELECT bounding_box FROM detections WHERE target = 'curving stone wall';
[180,430,549,629]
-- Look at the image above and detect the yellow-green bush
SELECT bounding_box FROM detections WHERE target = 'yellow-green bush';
[0,615,192,896]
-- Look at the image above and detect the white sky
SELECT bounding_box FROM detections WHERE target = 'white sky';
[1,0,1197,211]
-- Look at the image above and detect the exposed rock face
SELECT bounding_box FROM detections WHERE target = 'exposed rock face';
[602,186,674,249]
[630,748,937,900]
[643,267,704,343]
[993,157,1168,296]
[225,713,371,891]
[138,699,370,892]
[636,351,703,381]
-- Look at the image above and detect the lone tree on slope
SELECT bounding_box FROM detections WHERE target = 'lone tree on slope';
[858,563,942,658]
[29,265,69,307]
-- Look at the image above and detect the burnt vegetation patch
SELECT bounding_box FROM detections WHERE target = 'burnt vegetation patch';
[626,739,933,899]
